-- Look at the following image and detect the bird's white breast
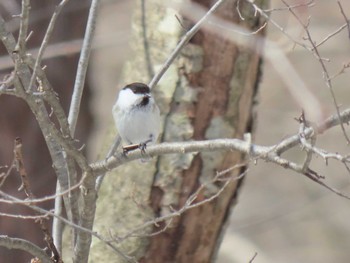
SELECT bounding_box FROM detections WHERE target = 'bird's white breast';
[113,99,160,145]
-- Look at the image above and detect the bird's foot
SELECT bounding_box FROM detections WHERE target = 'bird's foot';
[122,138,152,155]
[139,138,153,154]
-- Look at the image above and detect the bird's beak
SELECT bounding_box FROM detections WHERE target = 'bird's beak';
[144,94,151,98]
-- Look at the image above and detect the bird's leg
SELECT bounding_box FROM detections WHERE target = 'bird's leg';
[122,136,153,155]
[138,138,153,154]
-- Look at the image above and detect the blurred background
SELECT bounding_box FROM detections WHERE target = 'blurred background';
[1,0,350,262]
[219,0,350,262]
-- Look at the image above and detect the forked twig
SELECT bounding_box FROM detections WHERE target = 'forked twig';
[13,138,63,263]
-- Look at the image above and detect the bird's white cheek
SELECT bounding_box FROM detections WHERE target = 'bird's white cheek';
[116,89,142,109]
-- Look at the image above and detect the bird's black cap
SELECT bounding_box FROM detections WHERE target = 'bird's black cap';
[123,82,150,94]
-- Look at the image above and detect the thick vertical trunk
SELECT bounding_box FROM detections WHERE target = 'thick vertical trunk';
[142,1,266,262]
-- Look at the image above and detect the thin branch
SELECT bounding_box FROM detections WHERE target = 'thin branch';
[263,0,315,12]
[28,0,71,92]
[246,0,310,50]
[0,189,133,262]
[329,61,350,80]
[95,136,121,192]
[24,54,82,247]
[297,111,316,172]
[0,161,14,189]
[14,138,34,197]
[249,252,258,263]
[141,0,154,80]
[113,166,247,242]
[148,0,227,89]
[275,108,350,155]
[68,1,100,262]
[0,173,86,205]
[337,1,350,39]
[2,11,78,257]
[314,22,348,49]
[0,73,16,96]
[68,0,100,135]
[52,183,64,254]
[13,138,62,263]
[303,169,350,199]
[281,0,350,143]
[0,211,50,220]
[180,0,323,122]
[1,11,84,252]
[15,0,30,56]
[0,236,52,263]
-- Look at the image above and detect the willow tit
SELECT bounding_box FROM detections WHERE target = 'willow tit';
[112,83,161,151]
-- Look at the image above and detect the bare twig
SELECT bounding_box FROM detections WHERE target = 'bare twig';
[297,111,350,174]
[95,135,121,192]
[1,10,83,255]
[246,0,310,50]
[263,0,315,12]
[249,252,258,263]
[141,0,154,80]
[0,173,86,205]
[0,162,14,189]
[14,138,34,198]
[281,0,350,143]
[303,169,350,199]
[28,0,71,92]
[0,211,50,220]
[180,0,323,121]
[0,189,133,261]
[314,22,348,49]
[68,0,100,134]
[0,15,18,55]
[15,0,30,56]
[13,138,63,263]
[297,111,316,172]
[113,166,246,242]
[337,1,350,39]
[0,72,16,96]
[68,1,100,262]
[52,183,64,254]
[148,0,227,89]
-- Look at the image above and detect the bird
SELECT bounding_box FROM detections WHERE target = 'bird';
[112,82,161,153]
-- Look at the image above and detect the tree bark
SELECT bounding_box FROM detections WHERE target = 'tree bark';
[91,0,268,262]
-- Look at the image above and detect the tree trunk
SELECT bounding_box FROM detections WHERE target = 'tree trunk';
[91,0,268,262]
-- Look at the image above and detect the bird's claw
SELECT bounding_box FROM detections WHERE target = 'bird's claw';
[138,143,147,154]
[122,139,151,155]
